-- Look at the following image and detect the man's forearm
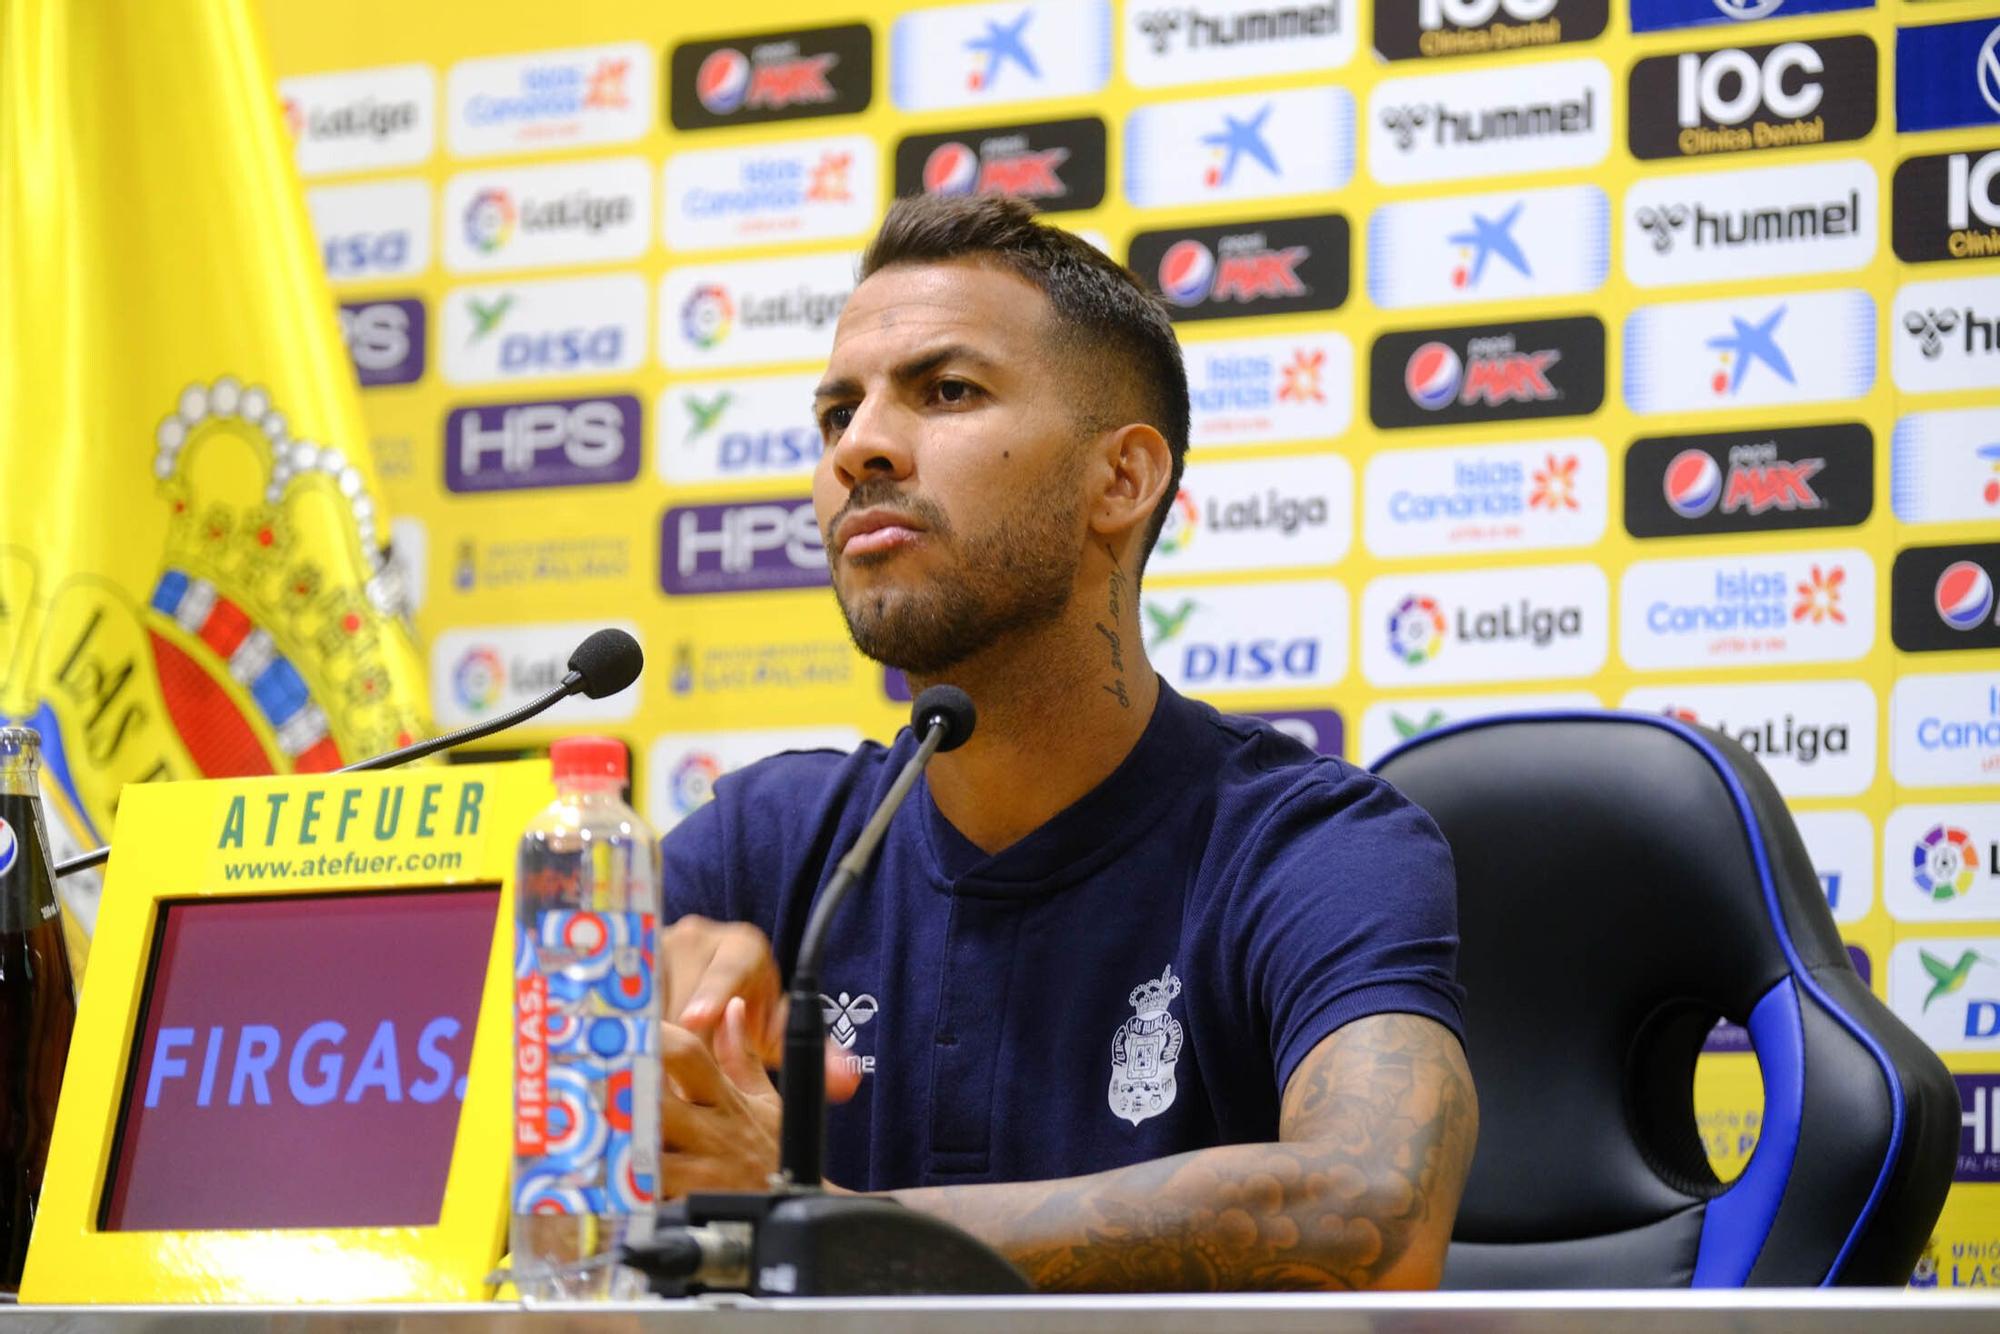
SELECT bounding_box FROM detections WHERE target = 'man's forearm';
[882,1014,1476,1292]
[887,1138,1429,1291]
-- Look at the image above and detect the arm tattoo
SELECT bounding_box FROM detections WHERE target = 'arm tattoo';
[889,1014,1477,1291]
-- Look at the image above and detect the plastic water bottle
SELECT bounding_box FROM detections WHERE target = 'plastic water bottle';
[512,736,660,1301]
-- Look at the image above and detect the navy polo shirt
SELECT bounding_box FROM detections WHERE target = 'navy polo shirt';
[660,683,1464,1192]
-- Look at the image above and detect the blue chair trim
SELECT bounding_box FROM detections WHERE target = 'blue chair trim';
[1374,709,1906,1286]
[1694,977,1805,1286]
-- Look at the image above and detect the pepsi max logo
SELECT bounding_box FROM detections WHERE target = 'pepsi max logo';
[1625,424,1872,538]
[671,24,873,131]
[0,817,15,878]
[1939,562,1995,631]
[1128,214,1350,322]
[1893,543,2000,652]
[893,117,1106,213]
[1371,316,1603,428]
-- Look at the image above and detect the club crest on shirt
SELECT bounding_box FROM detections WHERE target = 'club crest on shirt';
[1108,964,1183,1127]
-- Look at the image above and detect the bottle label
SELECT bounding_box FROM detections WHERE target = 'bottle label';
[512,910,658,1216]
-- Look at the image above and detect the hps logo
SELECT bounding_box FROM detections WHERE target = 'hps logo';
[1624,423,1872,538]
[1628,35,1876,160]
[671,24,873,130]
[444,395,641,494]
[1375,0,1605,62]
[659,498,827,596]
[338,298,426,388]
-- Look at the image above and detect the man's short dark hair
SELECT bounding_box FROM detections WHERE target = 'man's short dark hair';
[859,193,1190,569]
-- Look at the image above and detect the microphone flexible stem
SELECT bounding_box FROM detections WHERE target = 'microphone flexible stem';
[792,720,945,996]
[780,718,946,1188]
[52,673,584,878]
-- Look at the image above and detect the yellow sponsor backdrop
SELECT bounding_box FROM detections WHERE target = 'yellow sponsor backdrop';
[257,0,2000,1284]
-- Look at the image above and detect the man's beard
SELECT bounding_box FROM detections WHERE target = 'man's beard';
[829,461,1086,676]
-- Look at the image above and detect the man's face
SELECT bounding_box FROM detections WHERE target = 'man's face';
[812,260,1095,675]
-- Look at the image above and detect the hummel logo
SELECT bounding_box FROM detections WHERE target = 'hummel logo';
[1904,308,1960,359]
[819,991,878,1049]
[1380,105,1430,151]
[1635,204,1689,254]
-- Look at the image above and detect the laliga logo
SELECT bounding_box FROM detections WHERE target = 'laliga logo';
[681,285,735,350]
[1915,824,1979,902]
[1388,595,1447,666]
[463,189,517,254]
[1156,489,1199,556]
[670,751,724,814]
[453,646,504,712]
[1937,560,1996,631]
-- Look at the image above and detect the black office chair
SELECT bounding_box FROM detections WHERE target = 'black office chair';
[1374,711,1958,1288]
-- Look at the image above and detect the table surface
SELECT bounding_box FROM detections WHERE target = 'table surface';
[7,1290,2000,1333]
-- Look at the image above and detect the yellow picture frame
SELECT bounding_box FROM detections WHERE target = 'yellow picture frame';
[21,761,553,1303]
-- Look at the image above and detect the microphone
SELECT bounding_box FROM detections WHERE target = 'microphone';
[781,685,974,1188]
[53,627,643,878]
[626,683,1024,1297]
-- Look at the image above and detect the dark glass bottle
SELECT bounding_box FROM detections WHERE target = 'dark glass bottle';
[0,728,76,1293]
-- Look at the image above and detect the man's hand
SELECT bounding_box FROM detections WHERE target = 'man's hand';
[661,915,787,1057]
[660,997,785,1196]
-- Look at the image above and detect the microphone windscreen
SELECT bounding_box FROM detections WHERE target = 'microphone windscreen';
[567,628,644,700]
[911,685,976,753]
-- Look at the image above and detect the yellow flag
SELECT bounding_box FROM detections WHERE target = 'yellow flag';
[0,0,431,963]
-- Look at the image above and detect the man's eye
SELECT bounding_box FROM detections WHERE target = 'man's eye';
[824,406,853,434]
[936,380,976,404]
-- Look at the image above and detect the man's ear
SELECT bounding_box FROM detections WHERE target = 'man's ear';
[1088,422,1174,543]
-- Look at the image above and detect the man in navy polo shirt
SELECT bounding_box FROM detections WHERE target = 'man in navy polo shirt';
[655,194,1476,1291]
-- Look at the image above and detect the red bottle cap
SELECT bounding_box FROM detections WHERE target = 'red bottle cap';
[550,735,627,783]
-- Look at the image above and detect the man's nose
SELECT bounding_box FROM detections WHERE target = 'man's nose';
[829,395,914,489]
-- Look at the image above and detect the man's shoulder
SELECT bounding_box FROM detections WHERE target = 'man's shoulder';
[1186,701,1398,816]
